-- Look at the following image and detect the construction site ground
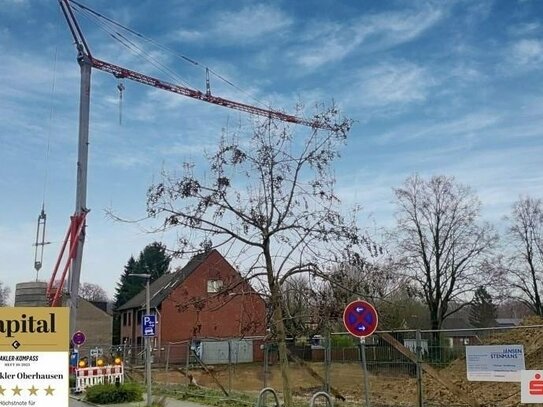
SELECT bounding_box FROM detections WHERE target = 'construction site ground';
[134,318,543,407]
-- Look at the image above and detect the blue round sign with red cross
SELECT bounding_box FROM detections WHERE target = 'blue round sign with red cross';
[72,330,86,346]
[343,300,379,338]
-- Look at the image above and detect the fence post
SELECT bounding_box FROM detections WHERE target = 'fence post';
[359,337,371,407]
[186,341,190,374]
[263,342,269,388]
[228,340,232,393]
[325,331,331,394]
[165,343,170,386]
[416,330,424,407]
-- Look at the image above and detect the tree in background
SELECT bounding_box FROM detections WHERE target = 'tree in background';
[469,286,497,328]
[114,242,171,308]
[79,282,109,302]
[392,175,497,332]
[146,109,355,406]
[136,241,172,281]
[113,242,171,344]
[281,275,312,340]
[0,282,10,306]
[307,247,404,328]
[504,196,543,316]
[377,287,429,330]
[114,256,141,309]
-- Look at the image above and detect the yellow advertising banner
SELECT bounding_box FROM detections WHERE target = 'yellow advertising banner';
[0,307,69,406]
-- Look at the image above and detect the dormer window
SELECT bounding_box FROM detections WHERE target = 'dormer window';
[207,279,223,293]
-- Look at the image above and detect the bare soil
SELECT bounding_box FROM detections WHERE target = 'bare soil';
[149,317,543,407]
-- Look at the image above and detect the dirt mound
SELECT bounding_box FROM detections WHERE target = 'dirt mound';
[424,318,543,407]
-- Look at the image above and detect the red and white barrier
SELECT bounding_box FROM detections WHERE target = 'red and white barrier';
[75,364,124,392]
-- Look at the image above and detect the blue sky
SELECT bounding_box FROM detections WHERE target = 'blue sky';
[1,0,542,301]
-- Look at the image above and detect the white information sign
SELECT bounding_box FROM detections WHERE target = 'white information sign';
[466,345,525,382]
[521,370,543,404]
[0,307,69,407]
[0,352,69,404]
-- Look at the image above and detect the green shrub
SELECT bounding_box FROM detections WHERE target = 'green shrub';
[85,382,143,404]
[69,375,76,388]
[331,334,357,348]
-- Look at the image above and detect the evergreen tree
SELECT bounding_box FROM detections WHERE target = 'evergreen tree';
[112,243,171,344]
[469,286,497,328]
[114,242,171,308]
[114,256,140,308]
[137,242,171,281]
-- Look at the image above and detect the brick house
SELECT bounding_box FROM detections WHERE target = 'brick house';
[117,249,267,363]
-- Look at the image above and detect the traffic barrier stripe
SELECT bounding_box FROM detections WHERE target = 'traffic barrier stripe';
[75,364,124,392]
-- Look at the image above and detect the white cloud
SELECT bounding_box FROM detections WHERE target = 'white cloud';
[175,29,205,42]
[351,62,434,108]
[510,38,543,66]
[388,111,499,143]
[508,22,541,37]
[174,5,292,45]
[216,4,292,42]
[293,5,444,69]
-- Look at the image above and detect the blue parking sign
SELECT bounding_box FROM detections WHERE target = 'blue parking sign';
[142,314,156,337]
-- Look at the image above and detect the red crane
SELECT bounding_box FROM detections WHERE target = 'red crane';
[51,0,334,334]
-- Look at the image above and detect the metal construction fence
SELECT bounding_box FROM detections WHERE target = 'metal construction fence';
[80,324,543,406]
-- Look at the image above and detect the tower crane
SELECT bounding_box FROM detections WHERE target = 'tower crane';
[51,0,336,334]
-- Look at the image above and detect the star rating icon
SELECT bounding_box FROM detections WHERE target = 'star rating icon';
[0,384,56,397]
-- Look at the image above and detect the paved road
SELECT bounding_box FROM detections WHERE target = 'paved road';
[69,397,92,407]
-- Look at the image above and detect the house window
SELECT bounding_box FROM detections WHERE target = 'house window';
[137,310,144,325]
[122,312,128,326]
[128,312,132,326]
[207,279,223,293]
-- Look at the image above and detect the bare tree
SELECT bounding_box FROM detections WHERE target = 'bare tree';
[505,196,543,315]
[79,282,109,302]
[281,275,314,339]
[392,175,497,332]
[0,282,10,306]
[146,108,356,405]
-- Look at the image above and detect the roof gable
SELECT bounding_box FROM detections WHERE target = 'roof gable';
[116,250,218,311]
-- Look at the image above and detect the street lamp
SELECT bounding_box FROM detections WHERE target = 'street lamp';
[129,273,152,407]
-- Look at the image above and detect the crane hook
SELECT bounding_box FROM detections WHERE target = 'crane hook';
[117,79,125,125]
[205,68,211,97]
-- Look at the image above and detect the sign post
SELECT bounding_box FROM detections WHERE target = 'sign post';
[343,300,379,407]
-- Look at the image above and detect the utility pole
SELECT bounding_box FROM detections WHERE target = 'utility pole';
[130,273,152,406]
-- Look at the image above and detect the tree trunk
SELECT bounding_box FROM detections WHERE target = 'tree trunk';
[430,308,442,360]
[264,239,293,407]
[271,288,293,406]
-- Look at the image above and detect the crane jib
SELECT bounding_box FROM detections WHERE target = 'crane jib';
[90,58,327,129]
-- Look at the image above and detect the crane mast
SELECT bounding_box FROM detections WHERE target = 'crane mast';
[55,0,333,335]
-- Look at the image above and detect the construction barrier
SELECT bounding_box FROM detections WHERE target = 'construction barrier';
[75,364,124,392]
